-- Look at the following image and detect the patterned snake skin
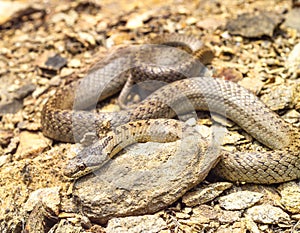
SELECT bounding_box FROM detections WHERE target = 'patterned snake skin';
[41,34,300,184]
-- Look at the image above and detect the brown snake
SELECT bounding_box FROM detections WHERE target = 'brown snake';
[41,34,300,184]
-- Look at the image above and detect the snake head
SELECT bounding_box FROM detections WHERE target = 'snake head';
[63,141,110,179]
[63,156,89,179]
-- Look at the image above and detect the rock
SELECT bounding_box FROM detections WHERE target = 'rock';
[279,182,300,214]
[0,154,10,167]
[73,137,219,223]
[221,131,246,146]
[238,77,264,95]
[218,191,263,210]
[106,214,167,233]
[24,187,61,232]
[226,12,283,38]
[0,92,23,114]
[282,109,300,124]
[37,52,67,77]
[182,182,233,207]
[0,129,14,147]
[192,205,241,224]
[261,84,296,111]
[24,187,61,215]
[284,8,300,32]
[245,204,290,224]
[196,17,225,30]
[49,219,86,233]
[0,1,45,28]
[244,216,260,233]
[286,41,300,78]
[15,131,52,160]
[214,68,243,83]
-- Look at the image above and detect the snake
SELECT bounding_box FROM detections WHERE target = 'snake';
[40,34,300,184]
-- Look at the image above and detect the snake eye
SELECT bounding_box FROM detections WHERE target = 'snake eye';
[78,163,86,171]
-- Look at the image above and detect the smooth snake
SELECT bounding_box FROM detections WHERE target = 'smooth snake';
[41,34,300,184]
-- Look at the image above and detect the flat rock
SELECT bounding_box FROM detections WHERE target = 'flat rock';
[15,131,52,160]
[73,137,219,224]
[279,182,300,214]
[226,12,283,38]
[106,214,167,233]
[191,204,241,224]
[245,204,290,224]
[261,84,297,111]
[286,41,300,78]
[218,191,263,210]
[24,186,61,215]
[182,182,233,207]
[284,8,300,31]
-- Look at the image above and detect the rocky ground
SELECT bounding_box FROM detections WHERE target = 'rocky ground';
[1,0,300,232]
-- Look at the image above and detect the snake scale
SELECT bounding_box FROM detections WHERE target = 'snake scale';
[41,34,300,184]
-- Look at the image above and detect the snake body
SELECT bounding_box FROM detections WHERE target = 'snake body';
[41,34,300,184]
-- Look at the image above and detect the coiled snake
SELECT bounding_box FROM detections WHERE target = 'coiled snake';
[41,34,300,184]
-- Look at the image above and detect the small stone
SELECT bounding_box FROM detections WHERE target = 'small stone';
[244,216,260,233]
[68,58,81,68]
[37,52,67,77]
[261,84,296,111]
[182,182,233,206]
[77,32,96,46]
[0,1,30,25]
[44,54,67,71]
[222,131,245,146]
[226,12,283,38]
[238,77,264,94]
[286,42,300,78]
[245,204,290,224]
[279,182,300,214]
[0,93,23,114]
[218,210,240,224]
[49,219,86,233]
[192,204,240,224]
[196,17,225,30]
[282,109,300,124]
[24,186,61,215]
[192,205,218,222]
[14,83,36,100]
[15,131,52,160]
[106,215,167,233]
[0,154,10,167]
[49,75,62,86]
[126,11,153,29]
[219,191,263,210]
[185,17,197,25]
[215,68,243,83]
[0,129,14,147]
[284,8,300,32]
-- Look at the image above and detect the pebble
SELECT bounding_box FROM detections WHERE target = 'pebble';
[286,41,300,78]
[225,12,283,38]
[106,215,167,233]
[282,109,300,124]
[279,182,300,214]
[245,204,290,224]
[238,77,264,94]
[218,191,263,210]
[182,182,233,207]
[284,8,300,32]
[15,131,52,160]
[192,205,241,224]
[24,186,61,215]
[0,129,14,147]
[261,84,296,111]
